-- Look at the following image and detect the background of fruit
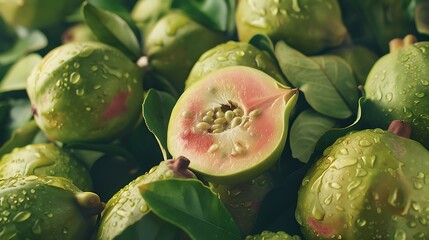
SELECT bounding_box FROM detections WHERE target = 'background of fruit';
[0,0,428,239]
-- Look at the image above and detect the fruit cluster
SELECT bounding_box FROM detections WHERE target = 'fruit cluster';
[0,0,428,239]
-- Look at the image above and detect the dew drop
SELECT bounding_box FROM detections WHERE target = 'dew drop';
[139,204,149,213]
[359,140,372,147]
[62,227,68,234]
[385,92,393,102]
[76,89,85,96]
[85,107,92,112]
[329,182,342,189]
[415,92,425,98]
[421,79,429,86]
[356,218,366,227]
[246,18,269,29]
[90,65,98,72]
[32,219,42,235]
[394,229,407,240]
[13,211,31,222]
[70,72,81,84]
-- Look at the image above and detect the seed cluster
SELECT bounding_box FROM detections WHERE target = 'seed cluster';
[193,100,261,134]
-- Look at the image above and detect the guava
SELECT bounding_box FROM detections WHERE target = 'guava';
[235,0,347,55]
[363,37,429,149]
[131,0,172,38]
[0,143,92,191]
[246,230,301,240]
[0,0,82,29]
[27,41,144,143]
[210,172,275,236]
[144,11,227,93]
[0,175,103,240]
[295,121,429,239]
[185,40,287,89]
[62,23,98,44]
[96,156,196,240]
[167,66,298,184]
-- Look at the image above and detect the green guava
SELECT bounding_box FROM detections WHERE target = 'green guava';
[185,40,287,89]
[167,66,298,184]
[235,0,347,55]
[0,143,92,191]
[295,122,429,239]
[0,175,103,240]
[131,0,172,38]
[0,0,82,29]
[246,230,301,240]
[144,11,227,93]
[363,40,429,149]
[27,41,144,143]
[97,156,196,240]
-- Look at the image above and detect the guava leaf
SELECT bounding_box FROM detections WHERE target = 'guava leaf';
[82,2,141,60]
[140,179,241,240]
[275,41,359,119]
[171,0,235,36]
[143,72,179,99]
[0,29,47,66]
[289,109,338,163]
[142,89,176,160]
[0,120,40,158]
[0,98,33,144]
[0,54,41,92]
[88,0,134,24]
[115,212,184,240]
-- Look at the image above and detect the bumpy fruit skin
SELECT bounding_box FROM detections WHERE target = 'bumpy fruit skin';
[168,66,298,184]
[97,157,196,240]
[0,143,92,191]
[329,45,379,86]
[363,42,429,149]
[235,0,347,55]
[296,128,429,239]
[185,41,287,89]
[0,175,103,240]
[62,23,98,44]
[27,41,144,143]
[0,0,82,29]
[210,172,275,236]
[144,11,227,93]
[245,231,301,240]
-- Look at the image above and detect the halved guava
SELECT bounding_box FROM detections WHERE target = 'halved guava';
[167,66,298,184]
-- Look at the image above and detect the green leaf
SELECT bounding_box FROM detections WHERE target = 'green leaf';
[142,89,176,160]
[289,109,338,163]
[0,120,40,158]
[141,179,241,240]
[0,54,42,92]
[115,212,183,240]
[3,98,33,137]
[82,2,141,60]
[0,29,47,66]
[275,41,359,119]
[171,0,233,35]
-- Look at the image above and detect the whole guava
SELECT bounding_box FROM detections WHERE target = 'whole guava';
[235,0,347,55]
[0,0,82,29]
[144,11,227,93]
[296,122,429,239]
[131,0,172,38]
[185,40,288,89]
[363,40,429,149]
[0,143,92,191]
[0,175,103,240]
[27,41,144,143]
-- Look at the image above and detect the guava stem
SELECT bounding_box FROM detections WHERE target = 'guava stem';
[387,120,411,139]
[137,56,149,68]
[389,35,417,53]
[75,192,105,217]
[167,156,196,179]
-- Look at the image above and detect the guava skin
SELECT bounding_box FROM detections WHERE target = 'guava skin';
[235,0,347,55]
[246,230,301,240]
[0,175,103,240]
[27,41,144,143]
[295,128,429,239]
[0,143,92,191]
[185,41,288,89]
[144,11,227,93]
[131,0,172,38]
[363,41,429,149]
[97,157,196,240]
[0,0,82,29]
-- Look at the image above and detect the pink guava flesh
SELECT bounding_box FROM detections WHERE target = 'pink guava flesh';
[102,92,130,121]
[307,217,335,238]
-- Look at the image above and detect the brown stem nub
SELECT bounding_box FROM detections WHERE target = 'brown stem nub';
[389,35,417,53]
[167,156,196,179]
[387,120,411,139]
[75,192,105,217]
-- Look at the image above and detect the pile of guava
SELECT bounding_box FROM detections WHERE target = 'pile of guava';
[0,0,428,239]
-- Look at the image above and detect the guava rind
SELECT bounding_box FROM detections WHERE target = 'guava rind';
[0,0,81,29]
[144,11,227,93]
[185,41,287,89]
[167,66,298,184]
[235,0,347,55]
[0,143,92,191]
[0,175,100,240]
[245,230,301,240]
[27,41,144,143]
[97,157,196,240]
[296,128,429,239]
[363,41,429,149]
